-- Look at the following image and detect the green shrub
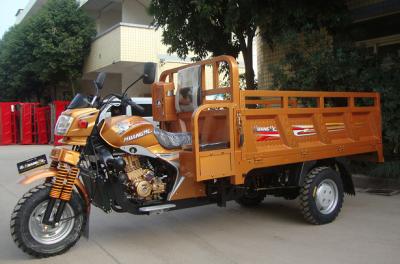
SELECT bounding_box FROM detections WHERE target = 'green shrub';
[269,31,400,178]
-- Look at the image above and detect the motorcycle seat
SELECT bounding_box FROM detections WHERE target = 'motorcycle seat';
[154,128,230,151]
[153,128,192,149]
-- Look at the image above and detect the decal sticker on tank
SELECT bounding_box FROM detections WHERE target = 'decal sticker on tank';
[115,121,150,135]
[115,122,131,135]
[124,129,152,142]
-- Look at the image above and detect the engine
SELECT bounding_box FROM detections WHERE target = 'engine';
[122,155,166,200]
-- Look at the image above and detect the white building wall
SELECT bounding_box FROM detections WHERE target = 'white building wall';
[120,25,158,63]
[84,25,122,73]
[81,73,122,96]
[121,0,153,26]
[15,0,48,24]
[96,6,121,33]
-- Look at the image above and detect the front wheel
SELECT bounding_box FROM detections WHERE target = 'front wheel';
[10,184,86,258]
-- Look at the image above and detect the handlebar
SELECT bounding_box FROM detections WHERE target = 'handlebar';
[98,94,145,115]
[125,98,145,113]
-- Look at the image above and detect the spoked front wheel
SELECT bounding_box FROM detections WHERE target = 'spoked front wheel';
[10,184,86,258]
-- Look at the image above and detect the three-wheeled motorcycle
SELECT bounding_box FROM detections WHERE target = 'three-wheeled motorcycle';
[10,56,383,258]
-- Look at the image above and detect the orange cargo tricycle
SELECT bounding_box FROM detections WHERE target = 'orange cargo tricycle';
[10,56,383,257]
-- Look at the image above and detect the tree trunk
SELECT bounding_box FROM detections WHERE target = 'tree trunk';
[238,34,256,90]
[53,85,57,101]
[242,47,255,90]
[36,89,41,103]
[70,77,76,98]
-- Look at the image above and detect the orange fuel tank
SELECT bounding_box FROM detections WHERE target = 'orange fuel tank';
[100,116,158,148]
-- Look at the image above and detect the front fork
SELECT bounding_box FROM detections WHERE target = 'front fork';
[42,148,81,226]
[42,199,66,225]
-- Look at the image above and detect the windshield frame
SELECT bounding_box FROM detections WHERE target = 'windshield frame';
[67,93,92,109]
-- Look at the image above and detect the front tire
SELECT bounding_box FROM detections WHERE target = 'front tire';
[10,184,86,258]
[299,166,344,225]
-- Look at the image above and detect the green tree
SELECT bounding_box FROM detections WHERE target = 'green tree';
[258,1,350,47]
[0,0,96,101]
[149,0,349,90]
[268,31,379,92]
[149,0,259,89]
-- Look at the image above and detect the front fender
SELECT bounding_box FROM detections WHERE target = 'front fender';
[18,168,90,211]
[18,168,58,185]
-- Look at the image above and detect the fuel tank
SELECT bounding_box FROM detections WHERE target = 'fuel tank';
[100,116,158,148]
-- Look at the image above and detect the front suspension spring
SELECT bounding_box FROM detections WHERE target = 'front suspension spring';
[49,162,79,201]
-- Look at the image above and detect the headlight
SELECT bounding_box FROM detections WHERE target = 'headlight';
[55,115,73,135]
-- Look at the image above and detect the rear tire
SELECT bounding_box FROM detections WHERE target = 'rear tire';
[236,189,267,207]
[299,166,344,225]
[282,190,299,200]
[10,184,86,258]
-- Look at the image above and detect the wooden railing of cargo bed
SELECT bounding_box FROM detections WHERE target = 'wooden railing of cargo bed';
[156,55,383,186]
[236,90,384,181]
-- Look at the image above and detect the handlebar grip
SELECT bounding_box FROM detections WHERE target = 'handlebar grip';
[128,99,145,113]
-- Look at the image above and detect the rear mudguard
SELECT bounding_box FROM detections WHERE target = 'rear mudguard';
[298,158,355,195]
[19,168,91,213]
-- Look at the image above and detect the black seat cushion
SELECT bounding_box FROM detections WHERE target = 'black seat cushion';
[154,128,192,149]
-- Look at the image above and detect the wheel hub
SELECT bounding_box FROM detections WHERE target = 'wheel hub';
[28,200,75,245]
[315,179,338,214]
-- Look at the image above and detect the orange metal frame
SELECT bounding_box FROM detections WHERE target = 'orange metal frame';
[156,56,383,185]
[159,55,240,105]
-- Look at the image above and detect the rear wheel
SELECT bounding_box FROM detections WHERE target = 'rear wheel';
[299,166,344,225]
[235,189,267,207]
[282,190,299,200]
[10,184,86,258]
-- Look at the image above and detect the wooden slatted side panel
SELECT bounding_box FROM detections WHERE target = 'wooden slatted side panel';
[237,90,383,175]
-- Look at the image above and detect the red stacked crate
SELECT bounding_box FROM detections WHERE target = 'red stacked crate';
[35,106,51,144]
[0,102,19,145]
[19,103,39,144]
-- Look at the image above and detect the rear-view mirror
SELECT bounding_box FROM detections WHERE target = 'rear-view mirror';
[95,72,107,90]
[143,62,156,84]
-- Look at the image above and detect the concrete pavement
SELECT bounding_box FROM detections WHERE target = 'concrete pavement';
[0,145,399,264]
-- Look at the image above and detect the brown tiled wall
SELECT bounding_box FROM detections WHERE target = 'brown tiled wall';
[256,36,287,90]
[347,0,383,10]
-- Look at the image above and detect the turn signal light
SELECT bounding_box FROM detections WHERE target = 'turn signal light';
[78,119,88,128]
